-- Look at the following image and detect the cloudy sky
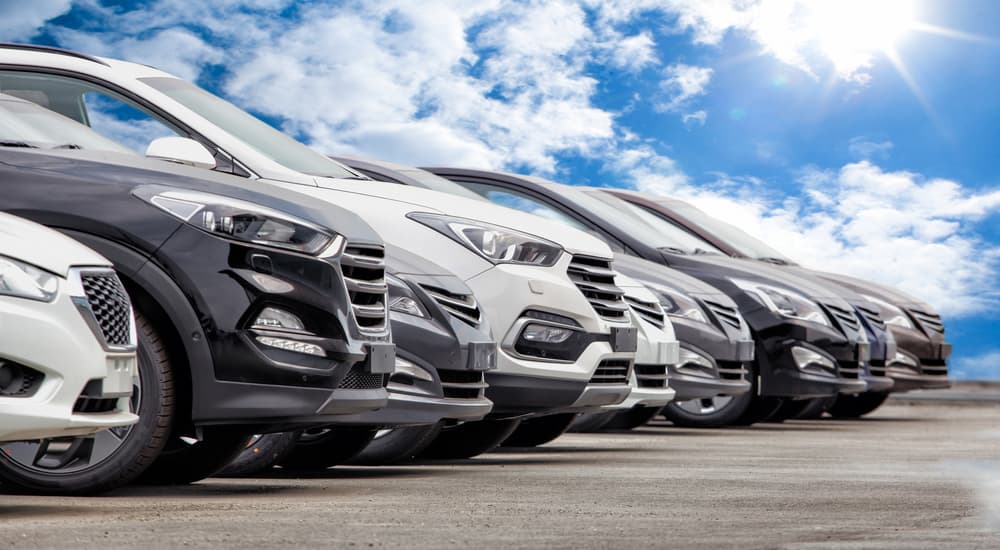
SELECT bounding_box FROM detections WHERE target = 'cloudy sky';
[4,0,999,379]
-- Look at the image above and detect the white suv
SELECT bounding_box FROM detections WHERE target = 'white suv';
[0,45,646,454]
[0,212,137,443]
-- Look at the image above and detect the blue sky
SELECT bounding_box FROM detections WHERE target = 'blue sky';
[3,0,998,379]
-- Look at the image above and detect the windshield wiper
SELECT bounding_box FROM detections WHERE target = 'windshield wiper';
[51,143,83,150]
[758,257,789,265]
[0,141,38,148]
[692,248,720,256]
[659,246,688,256]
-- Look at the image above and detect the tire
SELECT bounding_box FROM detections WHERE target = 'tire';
[602,406,662,430]
[278,426,377,471]
[136,427,251,485]
[0,309,174,495]
[216,432,302,477]
[828,392,890,418]
[662,362,778,427]
[348,423,443,465]
[501,413,577,447]
[420,418,522,459]
[568,411,616,433]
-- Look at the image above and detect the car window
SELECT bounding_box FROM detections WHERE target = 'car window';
[0,71,182,154]
[453,180,591,231]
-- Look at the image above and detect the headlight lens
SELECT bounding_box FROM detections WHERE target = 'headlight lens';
[137,188,339,255]
[641,280,709,324]
[863,295,914,329]
[386,273,426,318]
[731,278,830,326]
[407,213,563,266]
[0,255,58,302]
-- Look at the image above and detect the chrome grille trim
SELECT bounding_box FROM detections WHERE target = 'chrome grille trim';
[589,359,632,384]
[624,295,666,329]
[912,310,945,334]
[567,255,629,321]
[856,305,885,330]
[419,284,482,327]
[341,244,388,333]
[825,303,861,331]
[703,299,742,330]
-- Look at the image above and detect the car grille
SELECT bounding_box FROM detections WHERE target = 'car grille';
[438,370,488,399]
[624,295,666,329]
[589,359,632,385]
[825,303,861,332]
[856,305,885,330]
[911,310,945,334]
[341,244,388,333]
[337,364,388,390]
[73,396,119,413]
[716,360,749,381]
[703,299,743,331]
[920,359,949,377]
[80,271,132,346]
[837,360,863,379]
[634,364,669,388]
[419,284,481,327]
[567,255,629,321]
[869,359,887,378]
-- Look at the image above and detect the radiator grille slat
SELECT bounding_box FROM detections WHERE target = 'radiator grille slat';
[341,245,388,333]
[634,364,669,388]
[703,299,743,330]
[590,359,632,384]
[624,295,666,329]
[419,284,482,327]
[567,255,629,321]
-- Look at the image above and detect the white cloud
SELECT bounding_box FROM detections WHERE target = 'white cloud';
[950,350,1000,380]
[682,110,707,127]
[605,31,658,72]
[617,156,1000,317]
[848,136,894,160]
[656,63,712,112]
[0,0,71,42]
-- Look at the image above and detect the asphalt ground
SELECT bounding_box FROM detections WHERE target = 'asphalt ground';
[2,402,998,549]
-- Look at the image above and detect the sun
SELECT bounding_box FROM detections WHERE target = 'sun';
[809,0,917,57]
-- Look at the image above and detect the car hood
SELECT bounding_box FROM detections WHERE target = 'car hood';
[807,269,938,313]
[0,211,108,276]
[667,253,851,305]
[0,149,384,247]
[314,177,613,258]
[613,253,736,303]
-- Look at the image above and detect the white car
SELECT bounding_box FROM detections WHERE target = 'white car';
[0,45,641,456]
[0,212,137,443]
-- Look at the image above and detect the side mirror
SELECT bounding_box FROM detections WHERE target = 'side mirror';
[145,137,216,169]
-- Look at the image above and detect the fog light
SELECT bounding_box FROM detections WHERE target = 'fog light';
[255,336,324,357]
[253,307,308,332]
[791,346,836,371]
[890,351,919,368]
[678,347,714,370]
[392,357,434,382]
[521,324,572,344]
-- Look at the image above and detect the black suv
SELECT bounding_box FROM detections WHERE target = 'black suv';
[0,93,394,494]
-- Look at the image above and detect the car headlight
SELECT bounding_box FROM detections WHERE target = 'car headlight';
[407,213,563,266]
[135,188,341,256]
[0,255,58,302]
[640,280,709,324]
[730,278,830,326]
[386,273,426,318]
[862,295,914,329]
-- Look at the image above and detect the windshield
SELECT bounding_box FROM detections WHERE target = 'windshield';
[569,187,725,255]
[397,169,486,200]
[0,95,135,154]
[666,200,795,263]
[139,77,359,179]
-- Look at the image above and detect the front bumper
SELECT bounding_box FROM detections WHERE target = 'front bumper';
[758,336,870,398]
[889,327,952,392]
[0,289,137,442]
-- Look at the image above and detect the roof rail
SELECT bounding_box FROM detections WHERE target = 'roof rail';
[0,43,110,67]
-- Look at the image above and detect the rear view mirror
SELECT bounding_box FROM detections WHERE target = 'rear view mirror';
[145,137,216,169]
